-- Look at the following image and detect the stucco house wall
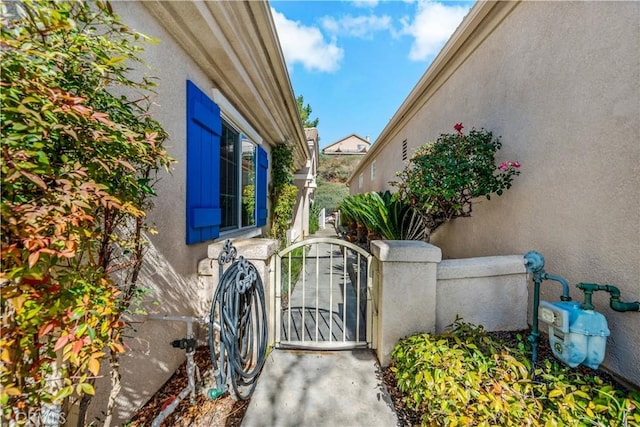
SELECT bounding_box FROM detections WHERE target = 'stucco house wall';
[85,2,308,424]
[349,1,640,387]
[323,134,371,155]
[291,128,319,241]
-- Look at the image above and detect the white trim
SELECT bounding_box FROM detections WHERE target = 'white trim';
[212,89,263,145]
[218,227,262,242]
[294,173,314,181]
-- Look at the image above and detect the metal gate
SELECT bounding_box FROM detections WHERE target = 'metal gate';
[273,237,374,350]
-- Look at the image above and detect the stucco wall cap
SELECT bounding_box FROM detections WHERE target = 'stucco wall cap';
[208,238,279,261]
[437,255,526,280]
[371,240,442,263]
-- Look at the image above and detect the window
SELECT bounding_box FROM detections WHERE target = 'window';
[220,120,256,231]
[370,160,376,180]
[358,173,363,189]
[402,139,408,161]
[185,80,268,244]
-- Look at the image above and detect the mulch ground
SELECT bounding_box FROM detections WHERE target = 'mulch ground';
[127,346,248,427]
[128,330,633,427]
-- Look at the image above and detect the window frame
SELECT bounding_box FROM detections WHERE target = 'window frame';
[219,117,258,234]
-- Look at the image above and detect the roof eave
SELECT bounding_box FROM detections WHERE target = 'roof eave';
[142,0,309,169]
[348,0,519,183]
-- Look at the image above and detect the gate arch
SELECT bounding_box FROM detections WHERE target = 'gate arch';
[273,237,374,350]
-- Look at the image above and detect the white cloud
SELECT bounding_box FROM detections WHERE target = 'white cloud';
[271,8,344,73]
[402,0,469,61]
[320,14,393,39]
[351,0,379,8]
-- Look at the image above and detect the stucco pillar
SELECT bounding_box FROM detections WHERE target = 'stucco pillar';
[371,240,442,366]
[198,238,280,343]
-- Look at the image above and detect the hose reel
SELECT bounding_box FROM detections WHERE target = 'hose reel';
[208,239,268,400]
[151,239,267,426]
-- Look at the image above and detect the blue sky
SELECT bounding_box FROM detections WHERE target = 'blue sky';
[271,0,475,148]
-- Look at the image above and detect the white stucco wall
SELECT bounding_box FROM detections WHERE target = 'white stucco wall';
[436,256,528,334]
[352,2,640,386]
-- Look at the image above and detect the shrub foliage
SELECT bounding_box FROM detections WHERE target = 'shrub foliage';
[392,320,640,426]
[1,0,173,421]
[392,124,520,241]
[269,142,298,245]
[339,191,426,241]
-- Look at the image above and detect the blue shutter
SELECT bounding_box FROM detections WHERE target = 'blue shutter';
[256,145,268,227]
[186,80,222,244]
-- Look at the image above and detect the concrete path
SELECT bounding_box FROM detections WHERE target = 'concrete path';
[242,226,399,427]
[241,349,398,427]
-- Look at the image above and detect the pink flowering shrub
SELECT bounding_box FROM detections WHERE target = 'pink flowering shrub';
[391,124,521,241]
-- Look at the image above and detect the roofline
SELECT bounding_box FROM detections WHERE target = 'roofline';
[322,133,371,151]
[142,0,309,169]
[348,0,520,183]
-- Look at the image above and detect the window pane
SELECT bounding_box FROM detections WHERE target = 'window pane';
[241,137,256,227]
[220,122,238,230]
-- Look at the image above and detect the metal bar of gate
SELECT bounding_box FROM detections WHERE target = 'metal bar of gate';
[356,252,361,342]
[275,237,372,350]
[287,252,292,341]
[315,245,320,342]
[342,247,347,342]
[329,243,333,342]
[301,248,306,343]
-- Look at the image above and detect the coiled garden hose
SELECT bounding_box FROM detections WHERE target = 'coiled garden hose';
[208,241,268,400]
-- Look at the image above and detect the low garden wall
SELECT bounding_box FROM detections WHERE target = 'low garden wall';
[197,238,530,368]
[371,240,528,366]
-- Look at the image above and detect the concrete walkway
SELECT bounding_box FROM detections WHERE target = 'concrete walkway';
[241,349,398,427]
[242,226,399,427]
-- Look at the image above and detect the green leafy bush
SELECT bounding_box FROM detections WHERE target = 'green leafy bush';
[314,176,349,214]
[270,183,298,245]
[392,320,640,426]
[339,191,426,240]
[391,124,520,241]
[309,201,321,235]
[1,0,173,422]
[269,143,298,245]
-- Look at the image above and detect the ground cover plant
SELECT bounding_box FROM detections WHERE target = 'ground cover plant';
[391,319,640,426]
[339,191,427,241]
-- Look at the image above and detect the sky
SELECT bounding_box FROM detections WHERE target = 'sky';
[270,0,475,149]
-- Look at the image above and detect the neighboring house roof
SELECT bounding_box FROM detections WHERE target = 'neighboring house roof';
[322,134,370,155]
[142,1,309,168]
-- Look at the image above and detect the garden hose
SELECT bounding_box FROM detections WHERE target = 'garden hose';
[208,241,268,400]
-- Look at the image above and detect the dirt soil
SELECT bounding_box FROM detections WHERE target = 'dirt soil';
[128,331,632,427]
[127,346,247,427]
